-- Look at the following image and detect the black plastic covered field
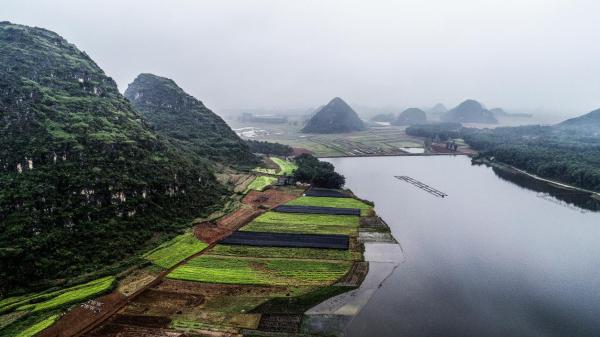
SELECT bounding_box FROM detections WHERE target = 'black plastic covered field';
[274,205,360,216]
[220,231,349,249]
[304,187,350,198]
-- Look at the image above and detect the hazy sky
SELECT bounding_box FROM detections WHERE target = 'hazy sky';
[4,0,600,115]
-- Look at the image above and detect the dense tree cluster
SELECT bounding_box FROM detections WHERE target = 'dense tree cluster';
[405,123,463,141]
[245,140,293,156]
[407,121,600,192]
[293,154,345,189]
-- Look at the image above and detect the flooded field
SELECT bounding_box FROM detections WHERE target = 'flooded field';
[325,156,600,337]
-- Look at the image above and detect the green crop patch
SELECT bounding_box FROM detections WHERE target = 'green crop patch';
[0,276,115,315]
[208,245,360,261]
[143,232,208,269]
[167,256,351,286]
[270,157,297,175]
[244,176,277,193]
[0,312,60,337]
[241,212,359,235]
[286,196,372,216]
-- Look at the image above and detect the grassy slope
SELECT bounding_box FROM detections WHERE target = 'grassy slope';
[270,157,297,175]
[244,176,277,193]
[286,196,372,216]
[143,232,208,269]
[241,212,359,235]
[167,255,351,286]
[208,245,360,261]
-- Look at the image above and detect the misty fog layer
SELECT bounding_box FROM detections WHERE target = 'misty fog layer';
[4,0,600,114]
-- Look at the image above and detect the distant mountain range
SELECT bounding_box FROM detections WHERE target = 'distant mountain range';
[302,97,366,133]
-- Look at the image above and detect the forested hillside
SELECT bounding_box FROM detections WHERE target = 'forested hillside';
[406,120,600,192]
[125,73,257,166]
[0,22,225,294]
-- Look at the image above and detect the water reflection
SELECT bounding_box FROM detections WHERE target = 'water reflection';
[487,165,600,212]
[324,156,600,337]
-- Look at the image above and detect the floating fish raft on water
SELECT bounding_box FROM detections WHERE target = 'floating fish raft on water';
[394,175,448,198]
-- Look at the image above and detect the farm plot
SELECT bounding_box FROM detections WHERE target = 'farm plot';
[241,212,359,235]
[167,256,352,286]
[143,232,208,269]
[286,196,372,216]
[274,205,361,216]
[242,189,300,209]
[208,244,359,261]
[194,207,264,244]
[305,187,351,198]
[0,276,115,314]
[219,231,349,250]
[244,176,277,193]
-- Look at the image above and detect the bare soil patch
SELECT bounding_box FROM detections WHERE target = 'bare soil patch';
[242,188,298,209]
[257,314,302,333]
[122,289,204,316]
[194,207,264,244]
[87,323,183,337]
[38,292,126,337]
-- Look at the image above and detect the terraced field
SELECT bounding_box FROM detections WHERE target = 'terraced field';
[167,255,352,286]
[143,232,208,269]
[286,196,373,216]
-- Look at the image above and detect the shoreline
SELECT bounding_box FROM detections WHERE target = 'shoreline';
[474,158,600,197]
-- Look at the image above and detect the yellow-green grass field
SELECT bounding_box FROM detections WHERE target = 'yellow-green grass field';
[207,245,361,261]
[241,212,359,235]
[0,276,115,314]
[270,157,297,175]
[143,232,208,269]
[286,196,372,216]
[244,176,277,193]
[167,255,351,286]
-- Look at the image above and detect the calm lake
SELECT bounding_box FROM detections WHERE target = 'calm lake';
[325,155,600,337]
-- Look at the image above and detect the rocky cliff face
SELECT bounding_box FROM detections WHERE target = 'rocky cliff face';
[302,97,366,133]
[125,74,256,165]
[0,22,224,293]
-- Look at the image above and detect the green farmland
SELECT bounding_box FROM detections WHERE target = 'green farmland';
[241,212,359,235]
[143,232,208,269]
[208,245,361,261]
[286,196,373,215]
[244,176,277,193]
[0,276,115,315]
[270,157,297,175]
[167,255,351,286]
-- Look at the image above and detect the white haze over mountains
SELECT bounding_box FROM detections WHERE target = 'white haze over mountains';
[4,0,600,117]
